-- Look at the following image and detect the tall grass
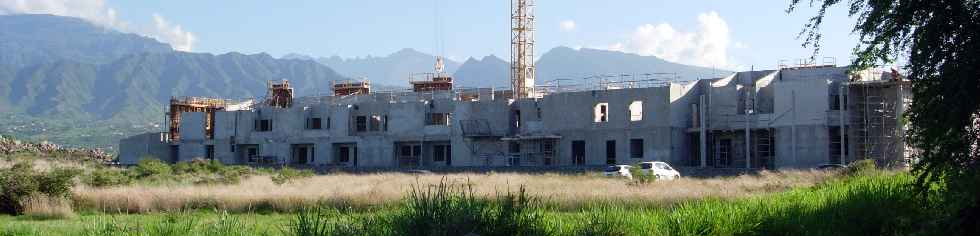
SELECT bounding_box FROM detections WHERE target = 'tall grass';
[20,194,75,220]
[389,180,549,235]
[73,170,833,213]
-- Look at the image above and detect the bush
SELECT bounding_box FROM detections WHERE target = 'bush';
[174,159,226,176]
[271,167,314,185]
[215,165,254,184]
[84,168,133,187]
[0,162,78,215]
[133,158,173,178]
[36,168,81,198]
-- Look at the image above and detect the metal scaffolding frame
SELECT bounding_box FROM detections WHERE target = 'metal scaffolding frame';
[848,81,903,165]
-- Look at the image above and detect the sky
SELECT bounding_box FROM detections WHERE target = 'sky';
[0,0,861,70]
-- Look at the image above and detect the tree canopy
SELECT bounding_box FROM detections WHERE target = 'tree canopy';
[789,0,979,234]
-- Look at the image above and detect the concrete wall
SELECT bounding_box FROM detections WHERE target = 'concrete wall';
[540,87,675,165]
[118,132,171,165]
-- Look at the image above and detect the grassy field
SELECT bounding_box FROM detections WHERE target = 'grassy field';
[0,164,937,235]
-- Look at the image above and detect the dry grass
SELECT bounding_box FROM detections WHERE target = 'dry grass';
[0,157,87,171]
[72,170,834,213]
[21,195,76,220]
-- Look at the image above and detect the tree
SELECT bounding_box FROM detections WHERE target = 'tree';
[789,0,979,234]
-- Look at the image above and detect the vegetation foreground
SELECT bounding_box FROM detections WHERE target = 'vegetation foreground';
[0,159,945,235]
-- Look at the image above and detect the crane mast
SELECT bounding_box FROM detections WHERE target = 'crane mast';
[511,0,535,99]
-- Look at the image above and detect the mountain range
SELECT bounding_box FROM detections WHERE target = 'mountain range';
[0,14,347,123]
[0,14,730,148]
[286,48,730,89]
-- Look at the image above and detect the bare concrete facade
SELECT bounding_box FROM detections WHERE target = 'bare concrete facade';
[119,65,911,169]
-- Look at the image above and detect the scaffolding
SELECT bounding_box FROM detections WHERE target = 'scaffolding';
[848,80,906,165]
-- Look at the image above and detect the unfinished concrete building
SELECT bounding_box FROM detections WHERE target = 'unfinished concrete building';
[119,0,912,169]
[119,63,912,169]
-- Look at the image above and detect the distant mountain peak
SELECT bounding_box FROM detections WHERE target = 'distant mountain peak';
[391,48,426,57]
[480,54,505,61]
[312,48,460,86]
[281,53,315,61]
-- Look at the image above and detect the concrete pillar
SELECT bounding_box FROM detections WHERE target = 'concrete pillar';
[839,85,847,165]
[745,90,752,169]
[792,91,798,167]
[699,95,707,168]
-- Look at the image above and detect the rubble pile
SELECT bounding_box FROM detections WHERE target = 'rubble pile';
[0,135,113,163]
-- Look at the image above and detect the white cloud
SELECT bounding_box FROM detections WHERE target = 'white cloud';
[601,11,737,69]
[559,20,576,32]
[0,0,197,51]
[150,14,195,51]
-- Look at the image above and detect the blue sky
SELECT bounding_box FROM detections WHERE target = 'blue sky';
[2,0,860,70]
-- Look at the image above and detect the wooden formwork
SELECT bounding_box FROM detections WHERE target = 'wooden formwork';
[332,79,371,96]
[168,97,227,142]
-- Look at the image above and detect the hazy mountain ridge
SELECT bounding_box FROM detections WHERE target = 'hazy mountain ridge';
[535,47,730,83]
[314,48,460,86]
[452,55,511,88]
[450,47,732,89]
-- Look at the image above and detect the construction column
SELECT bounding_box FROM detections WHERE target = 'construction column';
[699,95,707,168]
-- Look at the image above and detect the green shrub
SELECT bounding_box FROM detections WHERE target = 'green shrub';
[216,165,254,184]
[0,163,39,214]
[133,158,173,178]
[0,162,78,215]
[271,167,314,185]
[175,159,227,176]
[35,167,80,198]
[628,165,657,185]
[84,168,133,187]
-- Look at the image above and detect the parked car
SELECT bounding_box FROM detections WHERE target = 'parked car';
[638,161,681,180]
[603,165,633,179]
